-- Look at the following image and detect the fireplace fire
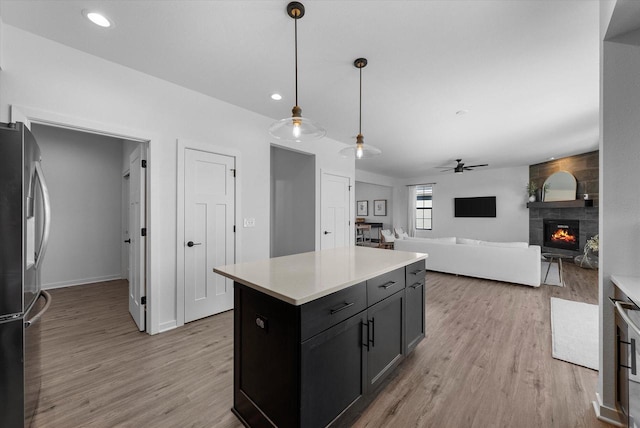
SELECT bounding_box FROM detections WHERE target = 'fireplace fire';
[543,219,579,251]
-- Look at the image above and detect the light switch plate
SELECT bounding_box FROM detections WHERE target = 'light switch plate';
[243,218,256,227]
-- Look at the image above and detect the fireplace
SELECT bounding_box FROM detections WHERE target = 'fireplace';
[543,219,579,251]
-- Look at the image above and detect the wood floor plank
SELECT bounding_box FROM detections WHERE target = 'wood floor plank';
[33,263,606,428]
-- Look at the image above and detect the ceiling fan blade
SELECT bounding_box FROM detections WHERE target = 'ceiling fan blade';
[440,167,455,172]
[465,163,488,168]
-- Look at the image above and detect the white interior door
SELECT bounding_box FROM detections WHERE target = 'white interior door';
[184,149,235,323]
[122,173,130,283]
[128,145,146,331]
[321,173,351,249]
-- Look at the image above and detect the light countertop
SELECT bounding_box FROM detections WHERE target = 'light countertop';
[612,275,640,304]
[214,246,428,306]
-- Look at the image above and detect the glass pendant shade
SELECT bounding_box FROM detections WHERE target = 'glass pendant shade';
[268,2,325,143]
[269,106,326,143]
[339,134,381,159]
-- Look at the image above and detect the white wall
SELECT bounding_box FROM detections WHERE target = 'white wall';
[394,166,530,242]
[0,25,354,333]
[354,181,393,230]
[270,146,315,257]
[32,124,124,288]
[596,4,640,421]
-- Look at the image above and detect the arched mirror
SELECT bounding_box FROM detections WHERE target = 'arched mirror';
[543,171,577,202]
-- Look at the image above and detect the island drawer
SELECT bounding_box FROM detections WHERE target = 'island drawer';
[367,268,405,306]
[406,260,426,287]
[300,281,367,341]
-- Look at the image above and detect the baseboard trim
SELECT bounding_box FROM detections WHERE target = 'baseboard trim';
[593,393,625,427]
[43,274,122,290]
[158,320,177,333]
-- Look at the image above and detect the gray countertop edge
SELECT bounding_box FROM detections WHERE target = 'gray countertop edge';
[612,274,640,305]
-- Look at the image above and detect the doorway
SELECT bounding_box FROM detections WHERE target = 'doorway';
[270,146,315,257]
[29,123,148,331]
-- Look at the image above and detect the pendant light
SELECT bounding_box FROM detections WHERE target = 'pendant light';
[339,58,381,159]
[269,2,326,143]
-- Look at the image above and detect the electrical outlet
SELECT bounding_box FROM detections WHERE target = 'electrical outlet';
[243,218,256,227]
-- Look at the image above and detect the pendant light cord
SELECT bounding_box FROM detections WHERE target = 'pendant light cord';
[359,66,362,134]
[294,17,299,106]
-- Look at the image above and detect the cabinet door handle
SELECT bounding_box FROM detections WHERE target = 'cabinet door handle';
[330,302,354,315]
[633,338,637,376]
[379,281,396,290]
[369,318,375,347]
[362,321,369,350]
[410,282,423,289]
[410,269,425,275]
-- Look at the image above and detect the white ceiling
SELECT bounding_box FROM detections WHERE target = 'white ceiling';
[1,0,600,179]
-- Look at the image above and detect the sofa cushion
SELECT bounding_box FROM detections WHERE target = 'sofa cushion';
[479,240,529,249]
[457,237,481,245]
[415,236,456,244]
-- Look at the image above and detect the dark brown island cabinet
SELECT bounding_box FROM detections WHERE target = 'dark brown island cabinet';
[215,247,427,428]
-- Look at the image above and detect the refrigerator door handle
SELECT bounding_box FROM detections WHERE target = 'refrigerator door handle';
[25,290,52,328]
[34,161,51,270]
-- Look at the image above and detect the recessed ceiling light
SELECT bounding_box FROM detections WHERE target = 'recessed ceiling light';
[270,93,282,101]
[549,157,555,160]
[456,109,469,116]
[83,10,112,28]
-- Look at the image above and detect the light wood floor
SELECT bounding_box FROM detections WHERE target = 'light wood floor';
[34,263,607,428]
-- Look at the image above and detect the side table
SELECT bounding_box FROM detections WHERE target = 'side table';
[541,252,573,286]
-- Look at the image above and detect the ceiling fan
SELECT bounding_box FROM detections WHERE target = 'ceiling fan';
[440,159,489,174]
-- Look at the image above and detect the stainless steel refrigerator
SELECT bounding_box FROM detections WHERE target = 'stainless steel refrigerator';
[0,122,52,428]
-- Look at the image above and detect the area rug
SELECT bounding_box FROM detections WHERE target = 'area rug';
[550,297,598,370]
[541,261,562,286]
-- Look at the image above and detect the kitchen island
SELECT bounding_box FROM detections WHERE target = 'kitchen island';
[215,246,427,428]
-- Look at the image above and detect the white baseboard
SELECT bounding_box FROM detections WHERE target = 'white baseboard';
[158,320,177,333]
[592,393,625,427]
[42,274,123,290]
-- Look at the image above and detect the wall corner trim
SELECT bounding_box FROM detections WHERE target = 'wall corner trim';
[592,393,624,427]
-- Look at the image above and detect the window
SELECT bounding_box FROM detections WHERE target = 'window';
[416,185,432,230]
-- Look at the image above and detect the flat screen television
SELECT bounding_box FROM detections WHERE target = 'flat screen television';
[454,196,496,218]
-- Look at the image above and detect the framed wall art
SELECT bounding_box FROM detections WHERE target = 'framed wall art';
[374,199,387,216]
[357,200,368,216]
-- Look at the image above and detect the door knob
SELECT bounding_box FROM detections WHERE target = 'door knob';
[324,231,332,235]
[124,239,131,244]
[187,241,202,247]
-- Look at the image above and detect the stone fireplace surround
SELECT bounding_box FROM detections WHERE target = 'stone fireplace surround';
[528,151,598,256]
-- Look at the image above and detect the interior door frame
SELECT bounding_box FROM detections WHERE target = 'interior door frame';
[319,169,355,248]
[176,138,241,328]
[121,171,131,282]
[11,105,157,333]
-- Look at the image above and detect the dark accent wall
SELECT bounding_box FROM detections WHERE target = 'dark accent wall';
[529,151,599,256]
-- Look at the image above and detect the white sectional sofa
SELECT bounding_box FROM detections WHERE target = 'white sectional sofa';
[394,237,541,287]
